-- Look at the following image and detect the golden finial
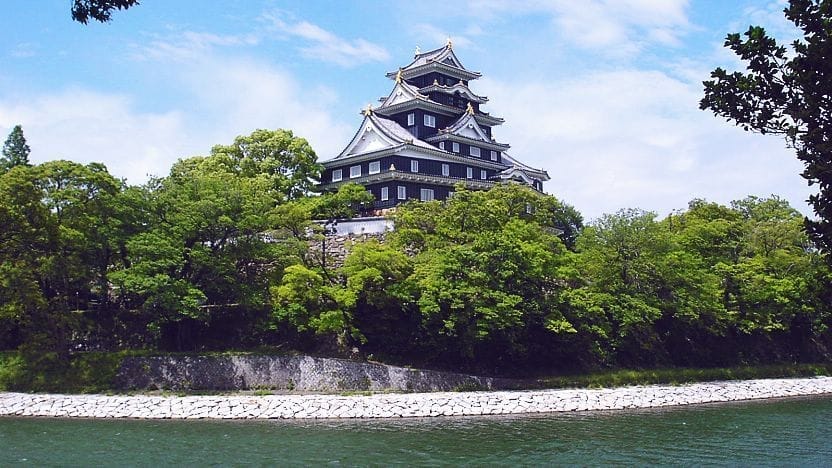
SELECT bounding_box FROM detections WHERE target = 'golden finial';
[414,45,421,55]
[363,104,374,116]
[395,68,403,83]
[466,102,474,115]
[446,36,453,48]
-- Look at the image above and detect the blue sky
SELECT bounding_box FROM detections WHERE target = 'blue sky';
[0,0,812,220]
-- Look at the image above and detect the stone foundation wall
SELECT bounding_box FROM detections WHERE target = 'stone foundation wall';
[3,377,831,419]
[114,355,522,393]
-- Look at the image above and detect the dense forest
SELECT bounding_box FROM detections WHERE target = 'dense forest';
[2,126,830,377]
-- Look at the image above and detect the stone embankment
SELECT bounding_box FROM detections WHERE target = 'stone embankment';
[2,377,831,419]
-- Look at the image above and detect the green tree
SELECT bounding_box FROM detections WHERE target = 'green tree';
[71,0,139,24]
[700,0,832,259]
[207,129,322,201]
[1,125,31,173]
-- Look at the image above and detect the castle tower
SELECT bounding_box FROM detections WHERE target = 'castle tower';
[319,41,549,210]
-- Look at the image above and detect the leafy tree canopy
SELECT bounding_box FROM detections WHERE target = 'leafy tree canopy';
[700,0,832,259]
[71,0,139,24]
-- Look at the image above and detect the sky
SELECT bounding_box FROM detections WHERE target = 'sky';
[0,0,814,221]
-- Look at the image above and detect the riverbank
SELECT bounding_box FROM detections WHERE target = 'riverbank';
[2,376,831,419]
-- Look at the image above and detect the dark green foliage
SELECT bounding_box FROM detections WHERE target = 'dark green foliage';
[0,125,830,389]
[1,125,31,172]
[701,0,832,260]
[71,0,139,24]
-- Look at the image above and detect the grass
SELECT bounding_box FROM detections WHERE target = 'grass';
[536,363,832,390]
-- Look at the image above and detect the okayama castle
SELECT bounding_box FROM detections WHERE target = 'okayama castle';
[319,40,549,212]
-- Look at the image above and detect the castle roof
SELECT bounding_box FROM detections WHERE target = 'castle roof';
[386,43,481,82]
[419,81,488,104]
[426,111,510,151]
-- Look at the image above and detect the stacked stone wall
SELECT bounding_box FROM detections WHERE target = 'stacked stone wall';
[114,354,522,393]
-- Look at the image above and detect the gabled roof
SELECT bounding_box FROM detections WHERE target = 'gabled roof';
[386,43,481,81]
[443,111,495,142]
[500,152,550,181]
[419,81,488,103]
[332,112,436,160]
[406,43,467,71]
[378,80,429,108]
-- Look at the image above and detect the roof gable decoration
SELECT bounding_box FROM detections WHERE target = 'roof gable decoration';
[336,114,402,159]
[379,80,429,108]
[442,112,493,142]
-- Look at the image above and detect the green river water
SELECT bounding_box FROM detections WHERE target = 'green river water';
[1,395,830,466]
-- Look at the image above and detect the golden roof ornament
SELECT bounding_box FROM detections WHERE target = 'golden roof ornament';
[414,45,421,55]
[466,102,475,115]
[395,68,403,83]
[363,104,374,116]
[433,78,439,85]
[446,36,453,49]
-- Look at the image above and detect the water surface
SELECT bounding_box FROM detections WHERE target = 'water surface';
[1,396,830,466]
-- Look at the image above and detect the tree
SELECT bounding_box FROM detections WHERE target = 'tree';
[1,125,31,173]
[207,129,322,201]
[71,0,139,24]
[700,0,832,259]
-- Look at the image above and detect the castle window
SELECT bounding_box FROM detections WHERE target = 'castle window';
[350,165,361,178]
[420,188,434,201]
[381,186,389,201]
[466,167,473,179]
[397,185,406,200]
[470,146,480,157]
[407,113,415,126]
[332,169,342,182]
[411,160,419,172]
[452,142,460,153]
[481,170,487,180]
[442,163,449,176]
[424,114,436,128]
[490,150,498,161]
[369,161,380,174]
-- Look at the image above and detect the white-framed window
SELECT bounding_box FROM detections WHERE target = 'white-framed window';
[350,165,361,178]
[490,150,498,161]
[381,186,389,201]
[420,188,435,201]
[470,146,481,157]
[480,170,487,180]
[411,160,418,172]
[369,161,381,174]
[466,167,473,179]
[331,169,342,182]
[452,142,460,153]
[441,163,449,176]
[424,114,436,128]
[439,141,445,150]
[407,113,415,126]
[397,185,406,200]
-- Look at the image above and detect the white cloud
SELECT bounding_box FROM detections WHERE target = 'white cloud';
[458,0,691,58]
[263,12,389,66]
[0,89,188,181]
[132,31,259,62]
[9,42,37,58]
[1,43,353,183]
[479,68,812,220]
